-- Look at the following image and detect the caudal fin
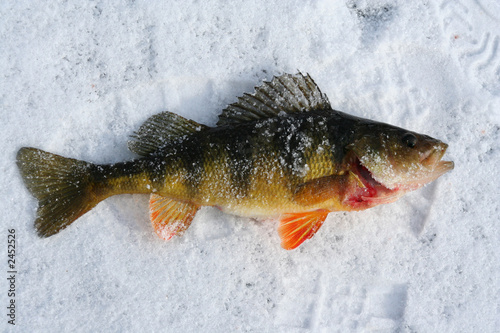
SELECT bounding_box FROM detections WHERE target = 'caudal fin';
[16,147,101,237]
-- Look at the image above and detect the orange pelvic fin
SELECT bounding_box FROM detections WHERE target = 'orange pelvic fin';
[278,210,329,250]
[149,194,199,240]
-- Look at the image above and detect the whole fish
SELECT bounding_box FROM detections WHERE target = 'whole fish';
[17,73,454,249]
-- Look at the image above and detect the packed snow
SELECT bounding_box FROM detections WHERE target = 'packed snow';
[1,1,499,332]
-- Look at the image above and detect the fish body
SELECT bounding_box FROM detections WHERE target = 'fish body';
[17,73,454,249]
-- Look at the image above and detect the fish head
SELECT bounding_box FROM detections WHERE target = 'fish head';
[347,123,454,192]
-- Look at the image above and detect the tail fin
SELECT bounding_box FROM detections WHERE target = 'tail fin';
[16,147,101,237]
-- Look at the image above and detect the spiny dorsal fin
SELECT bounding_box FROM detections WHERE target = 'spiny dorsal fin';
[217,73,331,126]
[128,111,208,156]
[149,194,200,240]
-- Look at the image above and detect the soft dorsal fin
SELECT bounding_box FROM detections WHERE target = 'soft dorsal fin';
[278,210,329,250]
[149,194,200,240]
[217,73,331,126]
[128,111,208,156]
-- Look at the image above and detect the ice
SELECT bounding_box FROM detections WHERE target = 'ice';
[1,1,499,332]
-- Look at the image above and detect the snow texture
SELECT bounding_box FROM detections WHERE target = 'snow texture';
[1,0,499,332]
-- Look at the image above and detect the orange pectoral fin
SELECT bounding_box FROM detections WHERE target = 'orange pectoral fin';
[149,194,199,240]
[278,210,329,250]
[293,174,350,206]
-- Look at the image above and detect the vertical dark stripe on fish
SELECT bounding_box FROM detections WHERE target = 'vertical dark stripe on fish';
[274,116,314,186]
[325,110,359,164]
[225,133,254,198]
[178,136,205,198]
[205,124,254,198]
[145,155,168,192]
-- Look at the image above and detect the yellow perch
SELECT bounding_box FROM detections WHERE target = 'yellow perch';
[17,73,454,249]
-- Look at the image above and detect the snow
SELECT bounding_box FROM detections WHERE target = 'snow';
[1,0,499,332]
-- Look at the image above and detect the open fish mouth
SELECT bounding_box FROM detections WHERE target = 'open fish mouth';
[420,143,454,178]
[432,159,455,176]
[420,143,450,167]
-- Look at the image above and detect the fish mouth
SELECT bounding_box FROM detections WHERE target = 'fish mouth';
[420,143,454,177]
[431,160,454,177]
[420,143,449,166]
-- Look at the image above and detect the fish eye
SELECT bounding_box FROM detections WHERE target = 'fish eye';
[402,133,417,148]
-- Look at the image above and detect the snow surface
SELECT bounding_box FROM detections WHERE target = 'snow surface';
[1,1,499,332]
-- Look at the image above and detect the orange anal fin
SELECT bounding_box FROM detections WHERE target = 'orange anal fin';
[149,194,199,240]
[293,174,350,206]
[278,210,329,250]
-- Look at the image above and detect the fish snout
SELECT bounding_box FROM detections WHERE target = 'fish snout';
[419,142,449,168]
